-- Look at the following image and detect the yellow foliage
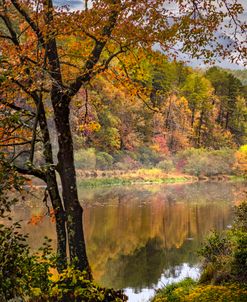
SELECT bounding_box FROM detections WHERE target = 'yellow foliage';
[234,145,247,176]
[77,121,101,133]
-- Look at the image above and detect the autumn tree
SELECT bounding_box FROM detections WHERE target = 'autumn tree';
[0,0,246,275]
[206,67,247,145]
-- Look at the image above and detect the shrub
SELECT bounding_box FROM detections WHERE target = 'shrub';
[234,145,247,176]
[49,267,127,302]
[198,232,232,284]
[136,146,164,167]
[152,278,196,302]
[0,222,52,301]
[199,202,247,284]
[234,202,247,231]
[185,284,247,302]
[74,148,96,170]
[175,148,235,176]
[152,280,247,302]
[96,152,114,170]
[114,155,141,170]
[231,231,247,282]
[156,159,175,173]
[0,223,127,302]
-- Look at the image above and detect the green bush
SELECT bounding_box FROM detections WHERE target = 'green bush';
[157,159,175,173]
[175,148,235,176]
[96,152,114,170]
[199,202,247,284]
[49,267,127,302]
[152,279,247,302]
[136,146,164,167]
[234,202,247,231]
[74,148,96,170]
[152,278,196,302]
[0,223,127,302]
[0,222,52,301]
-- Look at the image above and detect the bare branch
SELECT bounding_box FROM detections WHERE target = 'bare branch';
[0,140,33,147]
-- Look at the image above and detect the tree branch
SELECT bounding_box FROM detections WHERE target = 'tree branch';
[1,99,35,117]
[10,0,45,46]
[67,1,120,97]
[0,140,33,147]
[0,14,19,46]
[15,165,46,181]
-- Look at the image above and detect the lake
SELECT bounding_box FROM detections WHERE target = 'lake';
[8,181,246,302]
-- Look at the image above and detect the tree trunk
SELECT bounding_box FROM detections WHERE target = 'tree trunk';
[52,94,91,276]
[197,110,204,147]
[191,107,195,127]
[38,101,67,271]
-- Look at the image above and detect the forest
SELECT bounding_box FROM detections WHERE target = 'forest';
[0,0,246,302]
[70,62,247,176]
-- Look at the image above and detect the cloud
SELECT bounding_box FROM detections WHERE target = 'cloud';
[53,0,83,9]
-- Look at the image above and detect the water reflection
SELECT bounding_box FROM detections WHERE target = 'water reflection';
[6,182,245,301]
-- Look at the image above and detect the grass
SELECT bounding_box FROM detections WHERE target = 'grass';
[228,175,247,182]
[77,176,190,188]
[76,168,244,188]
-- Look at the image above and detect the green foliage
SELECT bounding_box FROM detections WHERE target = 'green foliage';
[152,278,196,302]
[96,152,114,170]
[152,282,247,302]
[176,148,235,177]
[228,69,247,86]
[49,267,127,302]
[156,159,175,173]
[0,222,52,301]
[136,146,164,167]
[0,223,127,302]
[74,148,96,170]
[199,202,247,284]
[234,202,247,231]
[206,67,247,145]
[199,232,231,264]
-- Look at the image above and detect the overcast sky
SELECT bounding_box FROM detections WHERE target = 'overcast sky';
[54,0,246,70]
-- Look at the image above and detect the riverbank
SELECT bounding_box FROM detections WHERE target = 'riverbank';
[76,168,196,187]
[76,168,245,188]
[29,168,245,188]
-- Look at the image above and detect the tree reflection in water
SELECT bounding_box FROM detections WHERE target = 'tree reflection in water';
[7,182,246,299]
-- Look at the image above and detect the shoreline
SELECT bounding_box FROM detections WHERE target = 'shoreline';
[76,169,245,188]
[29,169,246,188]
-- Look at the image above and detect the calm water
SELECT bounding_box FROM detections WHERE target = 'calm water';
[7,182,246,302]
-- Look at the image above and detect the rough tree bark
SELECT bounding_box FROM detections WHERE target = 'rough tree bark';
[52,93,90,273]
[38,101,67,271]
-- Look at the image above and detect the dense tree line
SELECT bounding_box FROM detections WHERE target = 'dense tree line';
[71,57,247,157]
